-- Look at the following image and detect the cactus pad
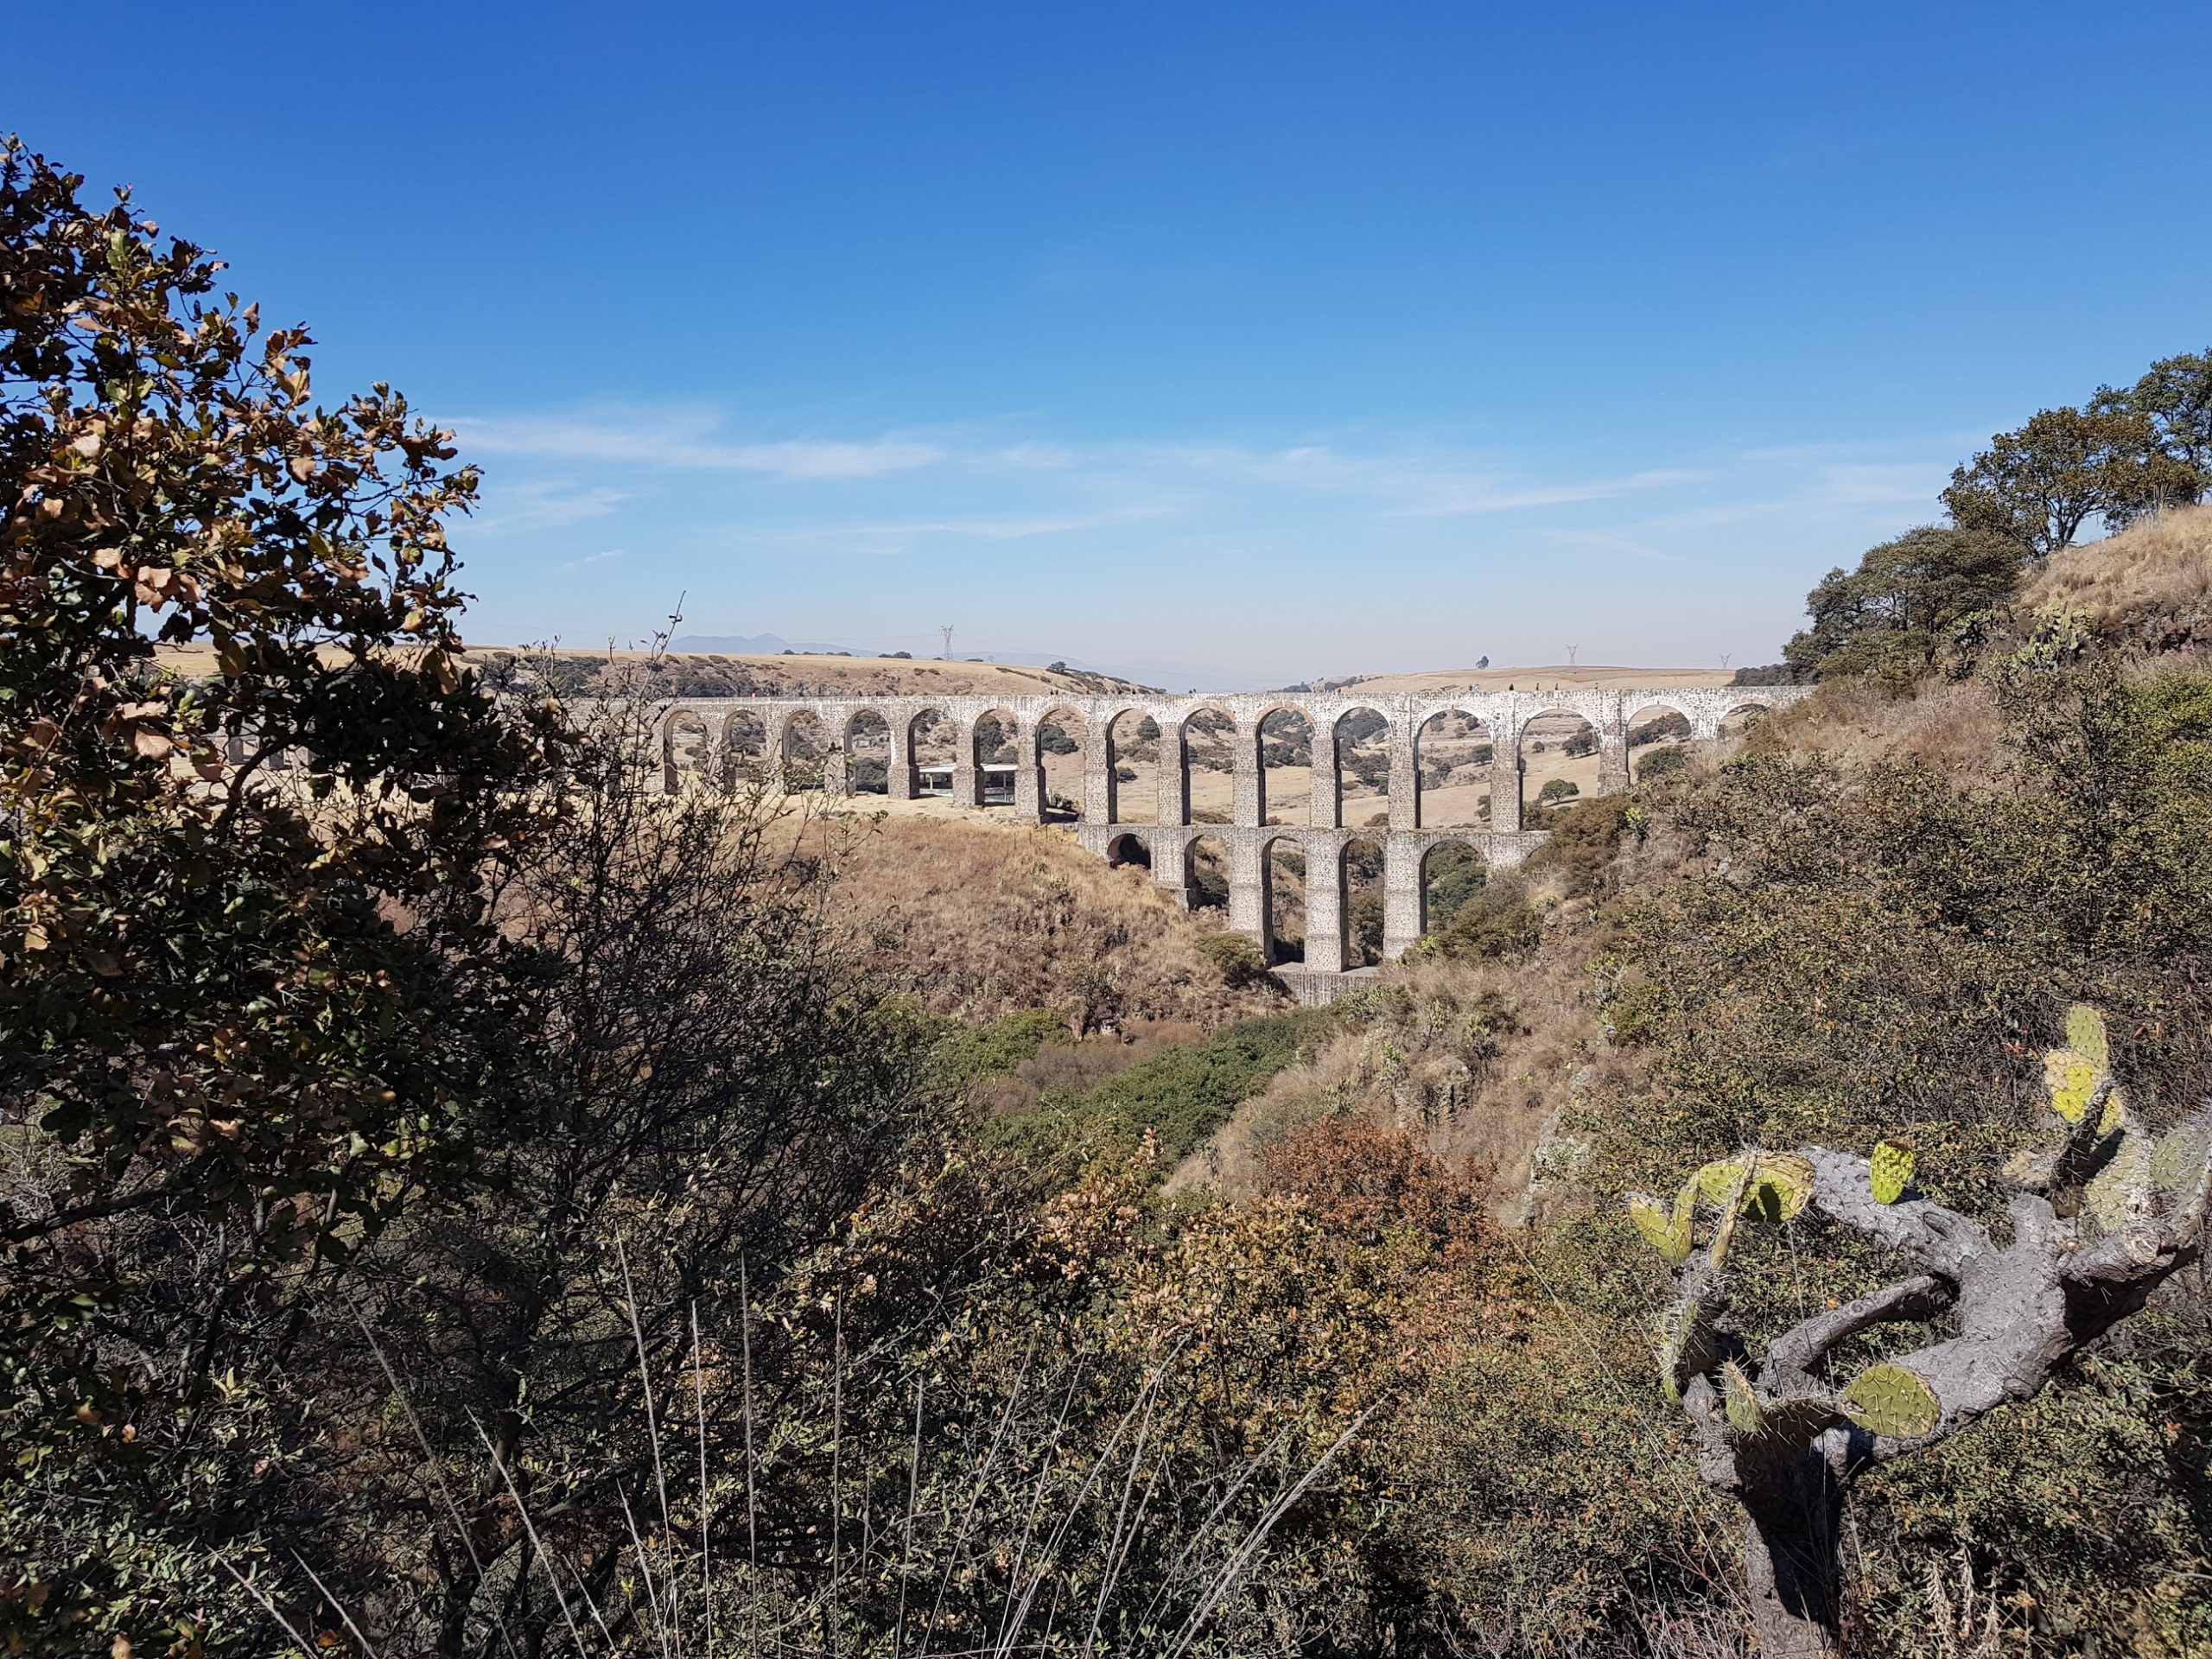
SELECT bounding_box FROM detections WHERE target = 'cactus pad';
[1627,1191,1693,1264]
[2044,1047,2101,1125]
[2097,1084,2128,1140]
[1870,1139,1916,1205]
[2084,1132,2153,1231]
[1721,1360,1763,1433]
[1694,1152,1816,1221]
[1657,1295,1719,1401]
[1840,1363,1942,1439]
[2066,1003,2109,1072]
[2152,1117,2212,1198]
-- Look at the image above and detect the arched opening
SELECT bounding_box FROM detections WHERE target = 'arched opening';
[1035,704,1087,821]
[1105,831,1151,870]
[1179,705,1237,823]
[1414,709,1492,828]
[908,709,957,795]
[1422,842,1488,936]
[1332,707,1392,830]
[724,709,768,785]
[780,709,830,791]
[1107,709,1158,823]
[1519,709,1596,825]
[846,709,892,794]
[1342,836,1386,967]
[663,711,711,791]
[1265,836,1306,963]
[973,707,1019,805]
[1259,707,1312,825]
[1186,833,1230,912]
[1626,704,1691,785]
[1720,702,1770,741]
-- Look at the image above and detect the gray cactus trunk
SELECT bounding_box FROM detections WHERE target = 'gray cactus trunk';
[1739,1457,1845,1658]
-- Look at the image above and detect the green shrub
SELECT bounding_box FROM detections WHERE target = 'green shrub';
[986,1013,1313,1166]
[1195,930,1273,988]
[933,1006,1071,1090]
[1430,881,1541,961]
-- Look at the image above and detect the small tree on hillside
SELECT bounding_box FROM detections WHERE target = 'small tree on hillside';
[1943,404,2199,554]
[1782,524,2024,683]
[2096,347,2212,488]
[1630,1005,2212,1657]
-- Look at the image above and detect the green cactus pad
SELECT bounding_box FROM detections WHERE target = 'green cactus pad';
[1721,1360,1763,1433]
[1870,1139,1916,1205]
[2044,1047,2101,1125]
[1693,1152,1815,1221]
[2066,1003,2109,1072]
[2151,1119,2212,1198]
[1627,1190,1694,1264]
[1657,1295,1718,1400]
[2085,1132,2153,1231]
[1840,1363,1941,1439]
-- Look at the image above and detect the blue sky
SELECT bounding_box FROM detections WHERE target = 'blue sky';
[16,3,2212,686]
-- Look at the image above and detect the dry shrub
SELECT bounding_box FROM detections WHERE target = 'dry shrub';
[2018,501,2212,651]
[1252,1115,1490,1255]
[798,812,1275,1029]
[1194,951,1632,1222]
[1743,676,2008,779]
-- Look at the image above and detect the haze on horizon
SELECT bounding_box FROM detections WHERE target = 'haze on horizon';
[16,2,2210,688]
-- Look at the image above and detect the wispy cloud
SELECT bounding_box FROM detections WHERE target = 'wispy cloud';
[456,407,943,478]
[722,501,1180,559]
[1117,442,1703,518]
[557,547,626,571]
[471,479,628,533]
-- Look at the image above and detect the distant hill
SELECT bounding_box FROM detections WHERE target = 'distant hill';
[669,634,1224,689]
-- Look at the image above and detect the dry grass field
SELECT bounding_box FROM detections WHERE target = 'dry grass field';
[2018,501,2212,649]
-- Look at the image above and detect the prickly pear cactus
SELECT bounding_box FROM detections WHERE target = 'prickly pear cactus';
[1721,1360,1762,1433]
[2044,1046,2101,1126]
[1627,1189,1694,1264]
[1840,1363,1941,1439]
[2066,1003,2109,1072]
[2151,1116,2212,1199]
[1657,1295,1718,1403]
[1693,1152,1815,1221]
[2084,1133,2154,1230]
[1870,1139,1916,1205]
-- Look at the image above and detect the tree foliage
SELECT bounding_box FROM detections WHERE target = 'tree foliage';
[1944,401,2201,556]
[0,134,562,1423]
[1782,525,2025,683]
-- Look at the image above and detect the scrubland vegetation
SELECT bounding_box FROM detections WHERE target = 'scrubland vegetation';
[11,141,2212,1658]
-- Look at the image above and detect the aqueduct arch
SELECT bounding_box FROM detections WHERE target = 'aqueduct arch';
[650,683,1811,1000]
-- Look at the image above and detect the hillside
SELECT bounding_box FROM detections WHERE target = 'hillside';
[791,810,1274,1030]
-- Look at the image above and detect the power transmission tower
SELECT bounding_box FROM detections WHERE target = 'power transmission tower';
[939,625,954,659]
[1566,644,1580,666]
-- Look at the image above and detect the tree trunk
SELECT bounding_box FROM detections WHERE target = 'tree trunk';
[1739,1460,1844,1658]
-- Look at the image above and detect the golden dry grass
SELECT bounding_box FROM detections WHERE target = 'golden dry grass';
[795,811,1276,1030]
[2018,503,2212,651]
[1745,676,2009,778]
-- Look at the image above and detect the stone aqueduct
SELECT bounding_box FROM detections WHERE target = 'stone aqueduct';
[656,685,1808,1001]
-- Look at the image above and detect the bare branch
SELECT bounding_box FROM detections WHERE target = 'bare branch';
[1798,1147,1992,1279]
[1762,1274,1948,1393]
